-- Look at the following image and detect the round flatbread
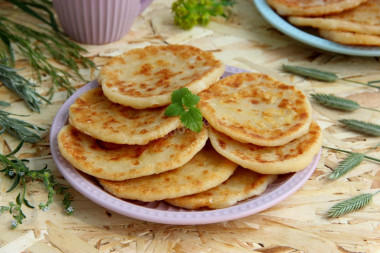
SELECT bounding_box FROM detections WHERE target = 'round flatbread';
[198,73,312,146]
[69,87,182,145]
[98,145,238,202]
[319,29,380,46]
[288,0,380,36]
[267,0,368,17]
[208,121,322,174]
[99,44,225,109]
[57,125,208,180]
[166,168,277,209]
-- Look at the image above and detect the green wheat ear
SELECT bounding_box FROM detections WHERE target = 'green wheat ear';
[311,93,380,112]
[327,191,380,218]
[329,153,364,180]
[339,119,380,136]
[311,93,360,111]
[282,64,338,82]
[282,64,380,90]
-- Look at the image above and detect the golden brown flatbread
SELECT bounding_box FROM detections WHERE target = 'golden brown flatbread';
[57,125,208,180]
[319,30,380,46]
[267,0,368,17]
[288,0,380,36]
[198,73,312,146]
[69,87,182,145]
[208,121,322,174]
[98,145,238,202]
[99,44,225,109]
[166,168,277,209]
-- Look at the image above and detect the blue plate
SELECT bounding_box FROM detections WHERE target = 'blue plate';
[253,0,380,57]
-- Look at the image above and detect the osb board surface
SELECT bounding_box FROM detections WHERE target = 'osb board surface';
[0,0,380,252]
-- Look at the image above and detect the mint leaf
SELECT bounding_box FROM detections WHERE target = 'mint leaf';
[164,103,184,116]
[171,88,191,104]
[183,93,200,109]
[180,107,203,132]
[166,88,203,132]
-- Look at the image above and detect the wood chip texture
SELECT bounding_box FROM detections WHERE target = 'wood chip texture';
[0,0,379,252]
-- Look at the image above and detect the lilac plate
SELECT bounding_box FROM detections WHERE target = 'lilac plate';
[50,66,321,225]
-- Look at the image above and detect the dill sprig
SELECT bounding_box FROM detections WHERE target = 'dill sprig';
[282,65,380,90]
[0,63,50,112]
[339,119,380,136]
[327,190,380,218]
[326,142,380,180]
[311,93,380,112]
[0,109,44,143]
[0,138,74,228]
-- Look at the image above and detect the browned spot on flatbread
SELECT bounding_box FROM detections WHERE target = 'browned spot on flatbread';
[99,44,225,108]
[198,72,312,146]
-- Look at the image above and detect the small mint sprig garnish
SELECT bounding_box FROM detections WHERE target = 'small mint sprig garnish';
[164,88,203,132]
[327,190,380,218]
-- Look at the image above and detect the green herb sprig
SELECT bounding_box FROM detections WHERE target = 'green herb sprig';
[0,109,44,143]
[0,13,95,97]
[325,143,380,217]
[0,100,11,107]
[327,191,380,218]
[338,119,380,136]
[325,143,380,180]
[5,0,58,31]
[0,63,50,113]
[0,139,74,228]
[172,0,236,30]
[311,93,380,112]
[282,65,380,90]
[281,65,380,219]
[165,88,203,132]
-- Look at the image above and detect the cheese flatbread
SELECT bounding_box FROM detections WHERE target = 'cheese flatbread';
[198,73,312,146]
[69,87,182,145]
[166,168,277,209]
[98,145,238,202]
[267,0,368,17]
[319,30,380,46]
[99,44,225,109]
[57,125,208,180]
[288,0,380,36]
[208,121,322,174]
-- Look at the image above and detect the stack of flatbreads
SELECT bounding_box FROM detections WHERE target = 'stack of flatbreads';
[267,0,380,46]
[57,44,322,210]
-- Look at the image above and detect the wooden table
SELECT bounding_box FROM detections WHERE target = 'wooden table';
[1,0,380,252]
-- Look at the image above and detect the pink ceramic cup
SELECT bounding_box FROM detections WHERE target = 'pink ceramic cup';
[53,0,153,45]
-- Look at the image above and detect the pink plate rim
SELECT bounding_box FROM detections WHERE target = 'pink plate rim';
[50,65,321,225]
